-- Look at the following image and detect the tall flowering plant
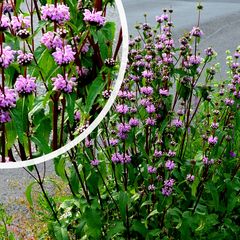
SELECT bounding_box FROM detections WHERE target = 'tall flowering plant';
[0,0,121,162]
[25,5,239,240]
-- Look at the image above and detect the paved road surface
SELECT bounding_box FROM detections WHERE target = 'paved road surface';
[0,0,240,215]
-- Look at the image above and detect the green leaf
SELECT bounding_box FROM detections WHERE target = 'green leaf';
[107,222,125,240]
[84,207,102,238]
[65,93,76,125]
[10,98,28,144]
[85,76,106,113]
[119,191,129,220]
[25,181,37,207]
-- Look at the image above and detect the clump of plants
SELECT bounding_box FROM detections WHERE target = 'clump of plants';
[25,5,239,240]
[0,0,121,162]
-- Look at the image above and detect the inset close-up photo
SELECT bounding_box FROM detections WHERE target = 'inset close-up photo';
[0,0,240,239]
[0,0,126,164]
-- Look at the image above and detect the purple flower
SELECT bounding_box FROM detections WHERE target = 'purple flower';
[162,178,175,196]
[202,156,214,165]
[117,123,131,133]
[229,151,236,158]
[164,179,175,187]
[211,122,219,129]
[148,184,156,191]
[146,104,156,114]
[85,138,93,148]
[140,98,151,107]
[11,14,30,32]
[41,4,70,24]
[15,75,36,94]
[140,86,153,96]
[208,136,218,145]
[156,14,168,23]
[111,152,131,164]
[0,110,11,123]
[74,111,81,121]
[116,104,129,114]
[159,88,169,96]
[162,187,173,196]
[102,89,112,99]
[186,174,195,182]
[173,119,183,128]
[165,160,175,171]
[205,47,215,57]
[81,42,90,54]
[190,27,203,37]
[109,139,119,146]
[83,9,106,26]
[52,74,76,93]
[142,70,153,79]
[91,159,100,166]
[17,50,33,65]
[146,117,156,126]
[167,150,176,157]
[129,118,139,127]
[3,2,13,14]
[76,66,89,78]
[117,123,131,140]
[154,150,163,158]
[224,98,234,106]
[41,31,63,49]
[52,45,75,65]
[0,87,16,109]
[0,46,15,68]
[0,15,10,31]
[189,55,202,66]
[148,165,157,174]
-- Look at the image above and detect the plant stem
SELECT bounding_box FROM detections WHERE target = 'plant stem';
[72,160,91,205]
[34,166,61,225]
[52,93,59,150]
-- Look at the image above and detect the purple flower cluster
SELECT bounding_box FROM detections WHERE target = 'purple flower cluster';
[172,119,183,128]
[116,104,129,114]
[41,4,70,24]
[41,31,63,49]
[117,123,131,140]
[148,165,157,174]
[17,50,33,65]
[0,110,11,123]
[0,88,16,109]
[202,156,214,166]
[111,152,131,164]
[52,74,76,93]
[208,136,218,145]
[0,88,16,123]
[52,45,75,65]
[129,118,139,127]
[162,178,174,196]
[11,14,30,32]
[165,160,175,171]
[154,150,163,158]
[15,75,36,94]
[159,88,169,96]
[74,111,81,121]
[83,9,106,26]
[186,174,195,182]
[0,15,10,31]
[109,139,119,146]
[140,86,153,96]
[0,46,15,68]
[190,26,203,37]
[90,159,100,166]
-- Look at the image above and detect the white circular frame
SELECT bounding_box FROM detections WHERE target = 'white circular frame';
[0,0,129,169]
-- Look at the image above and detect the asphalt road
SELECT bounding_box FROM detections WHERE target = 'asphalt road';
[1,0,240,216]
